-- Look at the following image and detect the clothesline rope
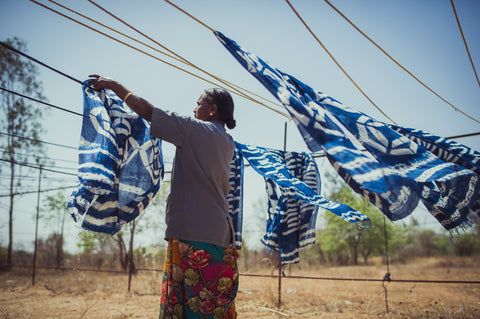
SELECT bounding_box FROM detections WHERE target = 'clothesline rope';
[0,85,137,126]
[0,158,77,176]
[47,0,285,114]
[284,0,396,125]
[450,0,480,89]
[163,0,391,124]
[0,148,77,164]
[85,0,286,113]
[3,82,479,162]
[323,0,480,125]
[0,185,78,198]
[1,83,479,160]
[0,86,83,117]
[164,0,214,33]
[0,131,77,150]
[0,42,94,91]
[44,0,190,70]
[29,0,290,119]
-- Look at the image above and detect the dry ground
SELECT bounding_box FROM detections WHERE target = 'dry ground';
[1,257,480,318]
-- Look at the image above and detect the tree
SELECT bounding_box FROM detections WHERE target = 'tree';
[67,173,170,270]
[36,234,64,267]
[77,231,101,256]
[41,192,67,268]
[0,38,47,268]
[242,196,269,270]
[114,181,170,270]
[452,230,480,256]
[76,231,115,269]
[317,172,407,265]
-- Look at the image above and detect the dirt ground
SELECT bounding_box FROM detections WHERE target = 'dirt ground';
[1,257,480,318]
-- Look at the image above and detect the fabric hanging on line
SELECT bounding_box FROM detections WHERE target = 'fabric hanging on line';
[66,80,164,234]
[262,151,320,265]
[227,147,244,250]
[387,124,480,176]
[235,142,369,265]
[215,31,480,231]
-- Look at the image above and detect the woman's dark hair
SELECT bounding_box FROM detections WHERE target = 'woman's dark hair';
[203,88,236,129]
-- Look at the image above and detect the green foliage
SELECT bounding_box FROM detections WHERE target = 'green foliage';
[133,245,166,269]
[77,231,104,255]
[313,172,409,265]
[309,171,480,265]
[318,190,400,265]
[41,192,67,235]
[451,231,480,256]
[393,225,480,262]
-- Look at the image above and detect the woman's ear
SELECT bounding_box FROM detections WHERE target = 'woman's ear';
[210,104,218,114]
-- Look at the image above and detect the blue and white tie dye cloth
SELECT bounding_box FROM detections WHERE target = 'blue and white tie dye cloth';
[234,142,368,264]
[227,147,244,250]
[216,31,480,231]
[67,80,163,234]
[387,124,480,176]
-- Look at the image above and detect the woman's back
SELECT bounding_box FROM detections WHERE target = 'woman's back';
[150,108,235,247]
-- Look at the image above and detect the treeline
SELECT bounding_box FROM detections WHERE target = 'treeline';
[2,218,479,272]
[2,177,480,271]
[302,222,480,267]
[0,230,167,271]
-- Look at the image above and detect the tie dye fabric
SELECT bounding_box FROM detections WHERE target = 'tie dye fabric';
[235,142,369,264]
[387,124,480,176]
[216,31,480,231]
[227,147,244,250]
[67,80,164,234]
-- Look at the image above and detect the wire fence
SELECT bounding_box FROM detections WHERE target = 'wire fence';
[9,258,480,313]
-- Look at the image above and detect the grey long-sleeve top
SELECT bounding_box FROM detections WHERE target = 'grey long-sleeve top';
[150,107,234,248]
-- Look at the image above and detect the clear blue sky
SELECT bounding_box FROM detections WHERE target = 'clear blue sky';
[1,0,479,252]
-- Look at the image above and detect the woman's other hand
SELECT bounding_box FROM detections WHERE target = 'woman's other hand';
[88,74,118,91]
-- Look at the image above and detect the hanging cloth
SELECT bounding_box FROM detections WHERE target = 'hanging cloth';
[387,124,480,175]
[227,147,244,250]
[235,142,369,265]
[262,151,320,265]
[66,80,164,234]
[216,31,480,231]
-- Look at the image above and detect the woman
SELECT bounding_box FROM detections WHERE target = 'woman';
[89,75,239,319]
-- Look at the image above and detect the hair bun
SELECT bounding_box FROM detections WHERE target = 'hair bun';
[226,118,236,129]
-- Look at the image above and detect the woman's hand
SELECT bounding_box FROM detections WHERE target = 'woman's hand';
[89,74,118,91]
[88,74,153,122]
[88,74,127,101]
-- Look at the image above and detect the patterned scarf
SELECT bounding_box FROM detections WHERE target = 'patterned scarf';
[232,142,369,264]
[227,147,244,249]
[387,124,480,175]
[67,81,163,234]
[216,31,480,231]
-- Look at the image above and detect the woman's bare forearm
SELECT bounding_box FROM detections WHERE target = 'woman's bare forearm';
[118,91,153,122]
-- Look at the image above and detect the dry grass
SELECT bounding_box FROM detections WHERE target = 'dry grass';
[1,257,479,318]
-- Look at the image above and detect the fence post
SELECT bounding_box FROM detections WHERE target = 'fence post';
[127,220,136,292]
[32,165,43,286]
[277,122,288,308]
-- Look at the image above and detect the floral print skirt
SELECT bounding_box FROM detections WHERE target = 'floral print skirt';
[159,238,239,319]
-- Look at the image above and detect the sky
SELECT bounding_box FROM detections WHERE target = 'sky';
[1,0,479,253]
